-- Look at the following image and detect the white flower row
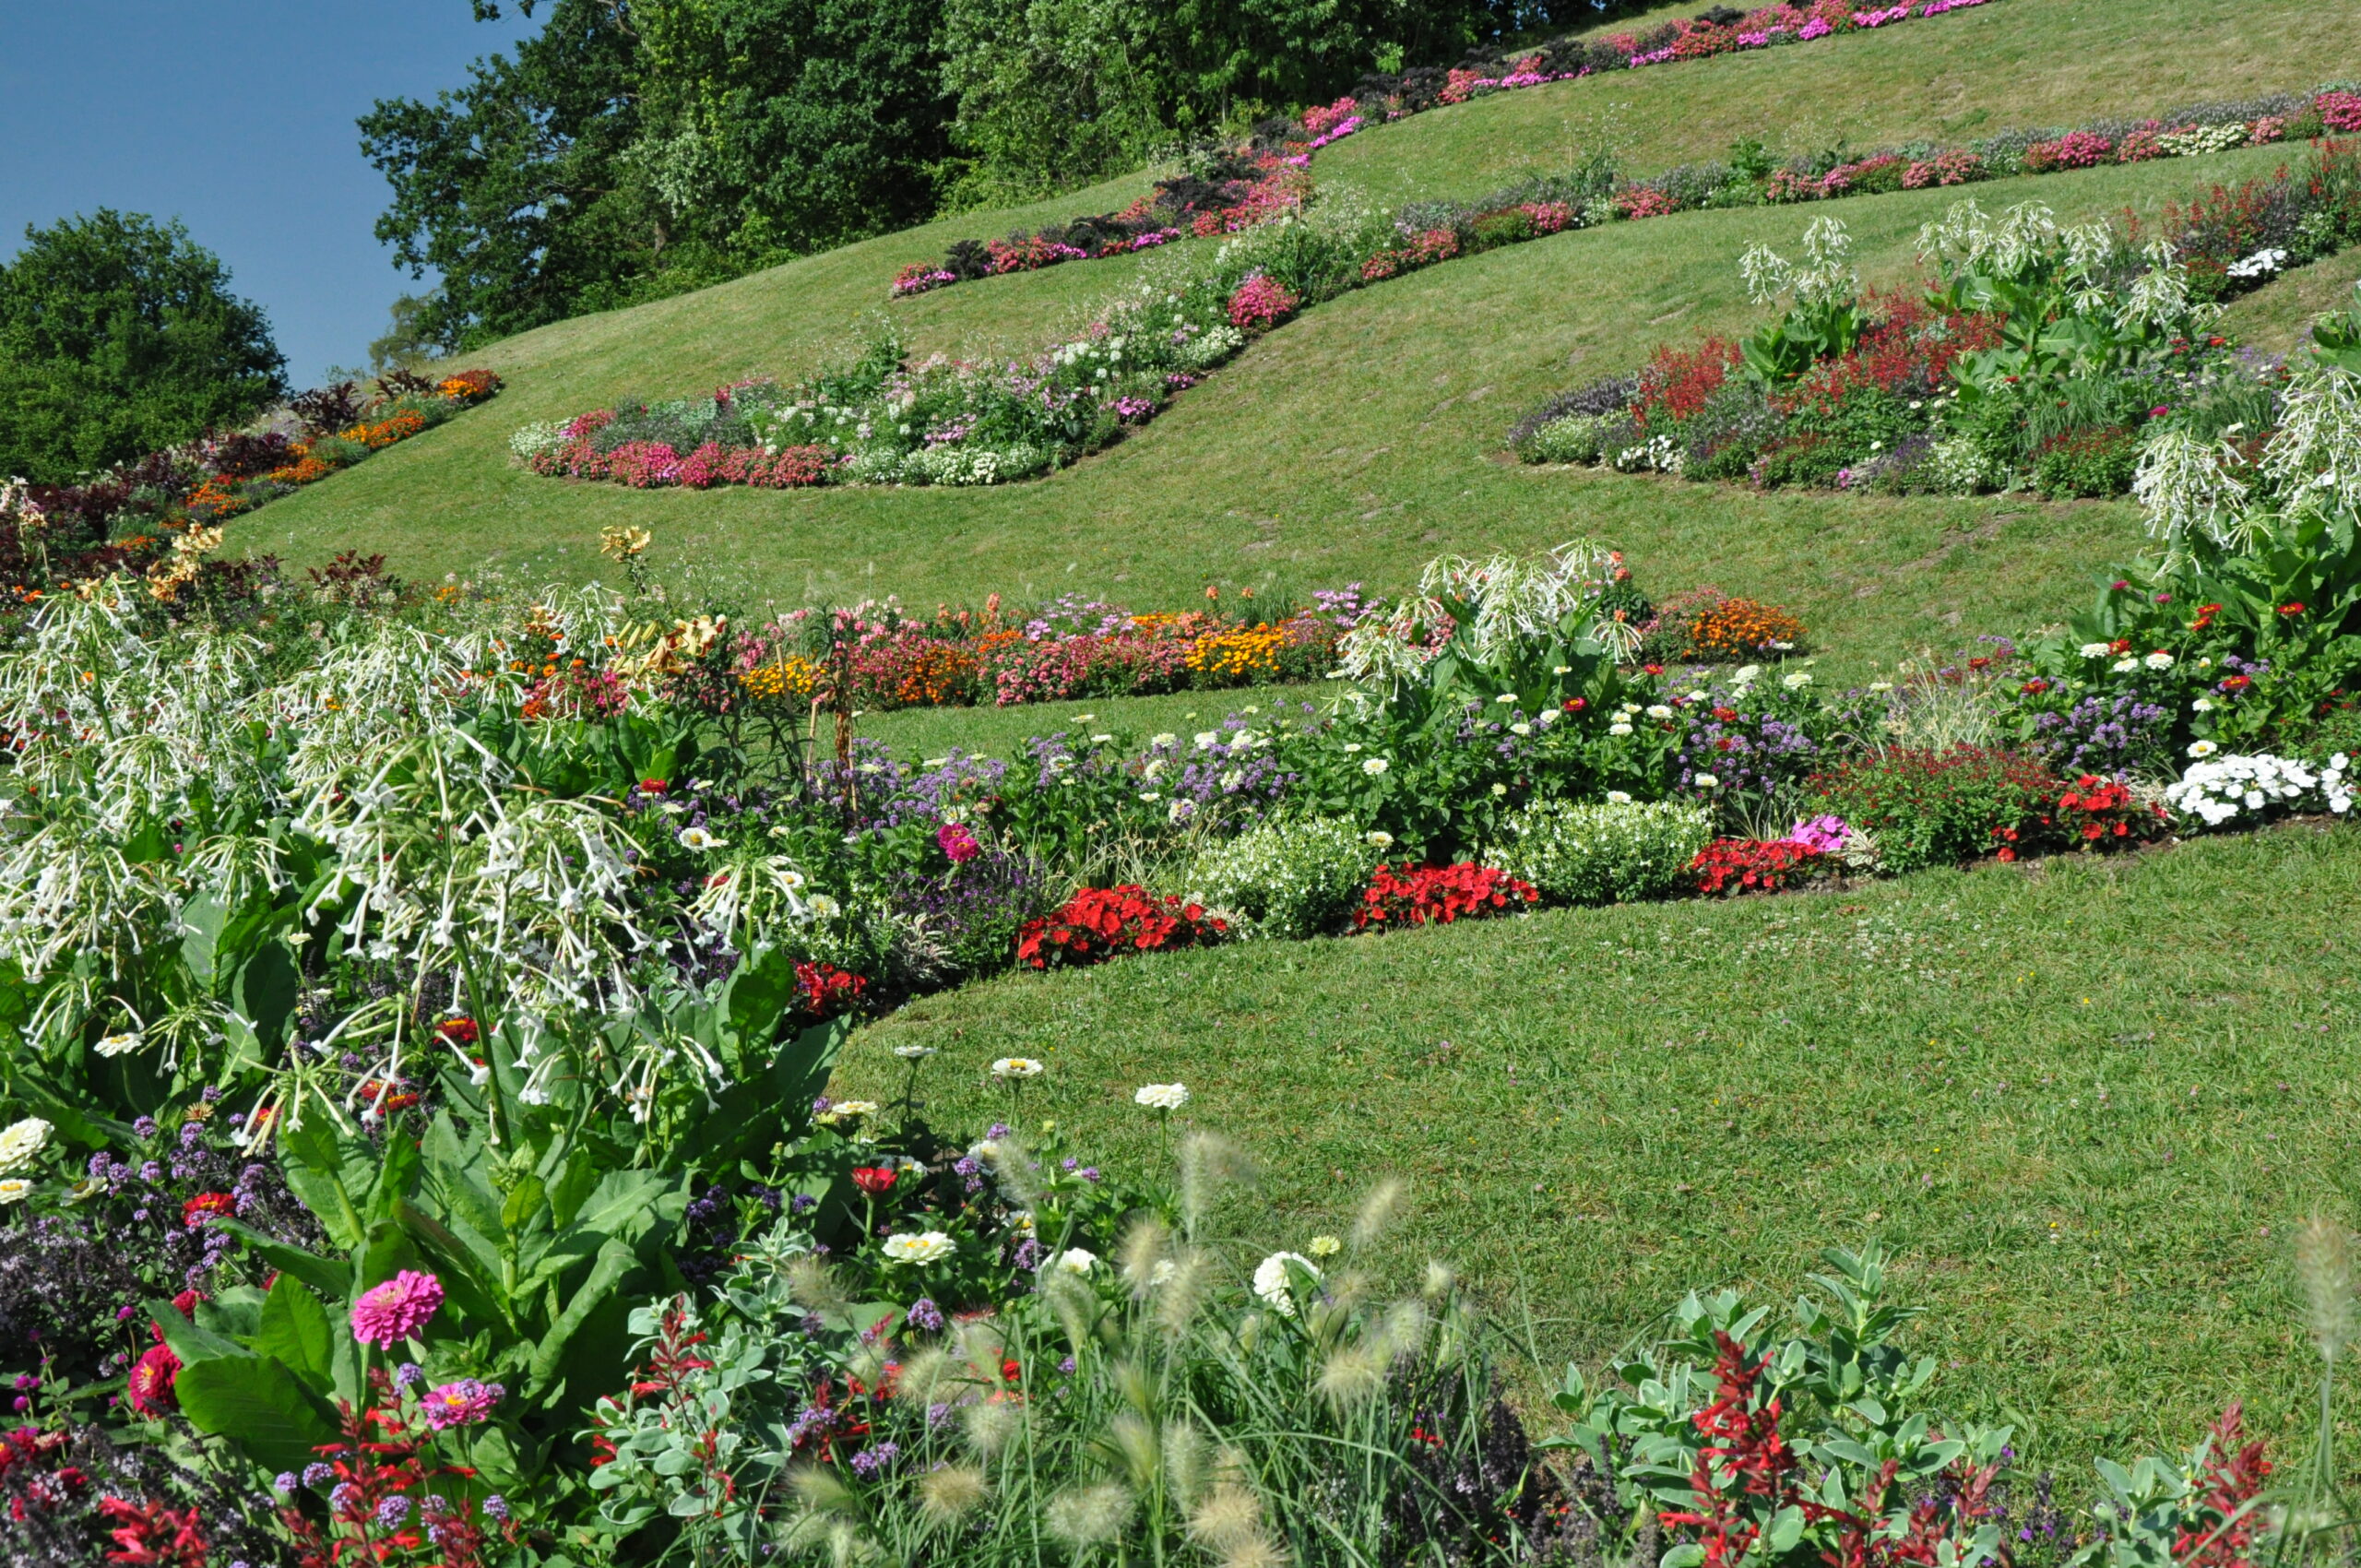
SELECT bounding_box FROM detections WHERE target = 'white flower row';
[2163,752,2353,827]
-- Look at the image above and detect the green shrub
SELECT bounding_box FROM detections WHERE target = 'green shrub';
[1468,208,1534,250]
[302,434,370,468]
[1488,797,1712,905]
[1510,414,1607,465]
[2032,425,2141,497]
[1808,745,2062,873]
[1181,816,1380,938]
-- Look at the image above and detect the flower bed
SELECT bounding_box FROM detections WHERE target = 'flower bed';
[1511,135,2361,499]
[6,374,2361,1556]
[1,368,501,601]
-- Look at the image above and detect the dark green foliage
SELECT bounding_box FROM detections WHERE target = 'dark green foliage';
[1809,746,2064,873]
[0,211,284,483]
[360,0,952,350]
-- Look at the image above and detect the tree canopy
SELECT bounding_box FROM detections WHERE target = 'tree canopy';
[0,210,284,484]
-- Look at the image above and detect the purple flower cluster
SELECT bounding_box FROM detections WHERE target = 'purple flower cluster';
[2031,689,2170,773]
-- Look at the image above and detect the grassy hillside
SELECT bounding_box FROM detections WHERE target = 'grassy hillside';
[248,1,2361,674]
[834,820,2361,1471]
[262,147,2305,683]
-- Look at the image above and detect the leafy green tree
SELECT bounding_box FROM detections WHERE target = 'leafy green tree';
[0,210,284,483]
[364,0,952,350]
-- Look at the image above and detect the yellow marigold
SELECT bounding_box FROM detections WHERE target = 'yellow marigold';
[1187,624,1287,680]
[741,655,819,701]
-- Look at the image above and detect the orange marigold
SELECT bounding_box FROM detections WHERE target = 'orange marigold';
[1687,598,1808,659]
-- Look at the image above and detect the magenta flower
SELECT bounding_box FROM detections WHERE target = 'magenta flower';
[936,822,980,864]
[350,1270,445,1348]
[420,1378,504,1430]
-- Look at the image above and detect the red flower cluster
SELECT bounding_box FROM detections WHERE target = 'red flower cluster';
[1657,1332,1797,1568]
[1352,862,1538,931]
[1016,886,1228,968]
[1634,337,1739,427]
[1995,774,2167,860]
[793,961,869,1020]
[1690,837,1824,896]
[179,1193,235,1229]
[2176,1403,2272,1568]
[96,1496,209,1567]
[0,1423,91,1520]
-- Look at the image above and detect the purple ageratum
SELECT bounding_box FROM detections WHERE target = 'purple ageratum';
[420,1378,504,1430]
[905,1297,946,1334]
[350,1270,444,1348]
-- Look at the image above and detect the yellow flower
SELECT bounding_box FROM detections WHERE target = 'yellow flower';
[599,525,654,561]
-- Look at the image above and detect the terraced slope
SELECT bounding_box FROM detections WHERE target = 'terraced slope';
[246,0,2361,674]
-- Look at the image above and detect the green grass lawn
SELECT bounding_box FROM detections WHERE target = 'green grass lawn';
[833,819,2361,1477]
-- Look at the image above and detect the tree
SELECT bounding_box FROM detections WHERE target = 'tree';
[362,0,953,350]
[0,210,285,483]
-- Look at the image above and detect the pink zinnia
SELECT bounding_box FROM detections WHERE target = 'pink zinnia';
[936,822,980,863]
[419,1378,504,1430]
[350,1270,444,1348]
[127,1344,182,1414]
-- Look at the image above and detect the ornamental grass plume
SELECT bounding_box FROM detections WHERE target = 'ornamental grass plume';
[917,1464,988,1520]
[1351,1177,1406,1249]
[1047,1480,1136,1546]
[1178,1131,1255,1241]
[2297,1213,2356,1362]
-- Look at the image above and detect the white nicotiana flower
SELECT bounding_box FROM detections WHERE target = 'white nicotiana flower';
[992,1057,1045,1079]
[1783,671,1811,689]
[1134,1083,1190,1111]
[1361,757,1389,776]
[2144,651,2175,671]
[678,826,723,849]
[2079,641,2114,658]
[1054,1247,1098,1276]
[1365,830,1394,849]
[1645,705,1673,719]
[0,1117,52,1173]
[1606,790,1633,805]
[883,1231,955,1264]
[0,1179,30,1206]
[94,1032,145,1058]
[1252,1251,1319,1318]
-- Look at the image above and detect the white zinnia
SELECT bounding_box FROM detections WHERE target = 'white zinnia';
[2079,642,2114,658]
[1134,1083,1190,1111]
[991,1057,1045,1078]
[805,893,841,918]
[1361,757,1389,776]
[1365,830,1394,849]
[1782,671,1812,689]
[1053,1247,1098,1276]
[1151,732,1177,747]
[1606,790,1633,805]
[1510,722,1531,735]
[0,1117,51,1173]
[0,1179,30,1206]
[678,826,724,849]
[1608,721,1633,736]
[883,1231,955,1264]
[1694,773,1721,789]
[894,1043,939,1060]
[2188,740,2219,758]
[2143,651,2175,670]
[1193,731,1219,748]
[2111,657,2141,674]
[1645,705,1673,719]
[1252,1251,1319,1318]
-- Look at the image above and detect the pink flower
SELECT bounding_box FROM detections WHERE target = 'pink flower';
[937,822,981,863]
[127,1345,181,1414]
[350,1270,445,1348]
[420,1378,504,1430]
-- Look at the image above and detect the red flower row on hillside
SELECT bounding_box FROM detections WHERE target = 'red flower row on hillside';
[1016,887,1229,968]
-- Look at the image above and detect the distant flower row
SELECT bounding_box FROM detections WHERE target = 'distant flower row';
[2,368,501,603]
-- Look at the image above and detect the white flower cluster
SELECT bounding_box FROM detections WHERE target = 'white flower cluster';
[2163,753,2354,828]
[1612,433,1685,474]
[1182,817,1381,940]
[507,421,569,461]
[2156,121,2249,158]
[1488,798,1713,906]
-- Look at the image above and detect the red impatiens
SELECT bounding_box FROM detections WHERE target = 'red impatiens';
[794,961,870,1020]
[1352,862,1538,930]
[1016,886,1228,968]
[1690,837,1824,896]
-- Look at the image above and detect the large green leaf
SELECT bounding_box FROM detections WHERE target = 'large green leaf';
[257,1274,336,1393]
[525,1238,641,1396]
[208,1219,352,1301]
[175,1356,342,1475]
[233,942,302,1057]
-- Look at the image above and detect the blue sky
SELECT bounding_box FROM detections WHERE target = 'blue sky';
[0,2,539,384]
